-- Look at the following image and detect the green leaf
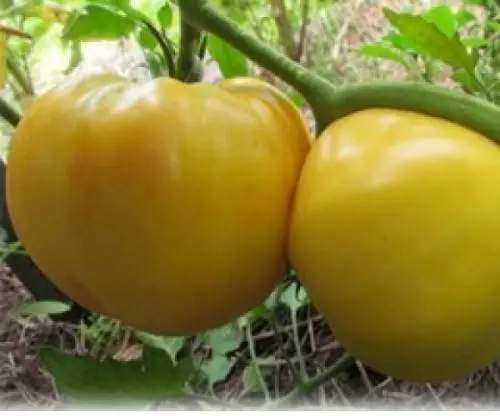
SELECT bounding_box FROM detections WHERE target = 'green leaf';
[202,321,243,356]
[138,27,157,49]
[144,49,165,77]
[383,8,476,73]
[201,355,232,385]
[456,9,475,27]
[157,2,173,28]
[135,331,186,363]
[453,68,483,94]
[287,90,305,107]
[207,35,249,78]
[383,33,425,54]
[487,20,500,32]
[359,43,410,70]
[10,300,71,317]
[423,4,457,38]
[461,36,489,48]
[39,346,193,405]
[62,4,136,41]
[279,282,309,313]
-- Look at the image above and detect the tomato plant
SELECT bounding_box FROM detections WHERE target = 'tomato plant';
[3,0,500,410]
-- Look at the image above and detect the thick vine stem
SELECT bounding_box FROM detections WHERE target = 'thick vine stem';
[0,96,21,127]
[177,1,500,139]
[176,0,333,126]
[176,18,203,83]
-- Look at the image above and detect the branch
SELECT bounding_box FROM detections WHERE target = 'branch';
[0,24,32,40]
[297,0,310,63]
[177,1,334,117]
[264,353,355,409]
[176,18,203,82]
[0,95,21,127]
[269,0,297,60]
[141,20,176,77]
[6,52,34,96]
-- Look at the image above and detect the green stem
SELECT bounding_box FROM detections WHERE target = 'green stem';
[141,20,176,78]
[177,0,334,128]
[176,17,203,82]
[245,323,271,403]
[177,1,500,139]
[264,353,354,409]
[0,96,21,127]
[6,52,34,96]
[291,312,308,382]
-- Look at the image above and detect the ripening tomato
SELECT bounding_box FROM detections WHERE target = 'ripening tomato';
[6,73,311,336]
[289,107,500,383]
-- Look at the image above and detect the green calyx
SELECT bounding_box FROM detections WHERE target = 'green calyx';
[178,0,500,142]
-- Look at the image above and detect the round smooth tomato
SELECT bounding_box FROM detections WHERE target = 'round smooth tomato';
[6,73,311,336]
[289,107,500,383]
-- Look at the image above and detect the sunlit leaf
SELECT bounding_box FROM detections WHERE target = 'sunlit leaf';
[423,4,457,38]
[383,8,476,73]
[359,42,410,70]
[461,36,489,48]
[456,9,475,27]
[157,2,173,28]
[62,4,136,41]
[207,34,249,78]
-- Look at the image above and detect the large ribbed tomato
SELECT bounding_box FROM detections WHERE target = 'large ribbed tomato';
[289,108,500,383]
[6,73,311,336]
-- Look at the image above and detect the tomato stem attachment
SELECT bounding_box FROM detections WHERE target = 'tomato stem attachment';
[177,1,500,140]
[176,0,335,132]
[0,96,20,127]
[176,17,204,82]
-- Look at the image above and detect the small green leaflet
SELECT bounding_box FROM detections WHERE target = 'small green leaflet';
[207,34,249,78]
[10,300,71,317]
[201,321,243,356]
[135,331,186,363]
[157,2,173,28]
[358,43,410,70]
[423,4,457,39]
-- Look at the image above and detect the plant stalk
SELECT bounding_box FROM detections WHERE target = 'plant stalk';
[177,1,500,140]
[177,0,336,131]
[0,96,21,127]
[264,352,354,409]
[141,20,176,78]
[176,17,203,82]
[6,52,34,96]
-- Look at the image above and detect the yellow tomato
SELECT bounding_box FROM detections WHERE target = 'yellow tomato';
[6,73,311,336]
[289,108,500,383]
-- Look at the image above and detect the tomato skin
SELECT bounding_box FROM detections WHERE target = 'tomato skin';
[6,73,311,336]
[289,108,500,382]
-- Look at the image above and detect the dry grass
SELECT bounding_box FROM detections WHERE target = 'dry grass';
[2,0,500,410]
